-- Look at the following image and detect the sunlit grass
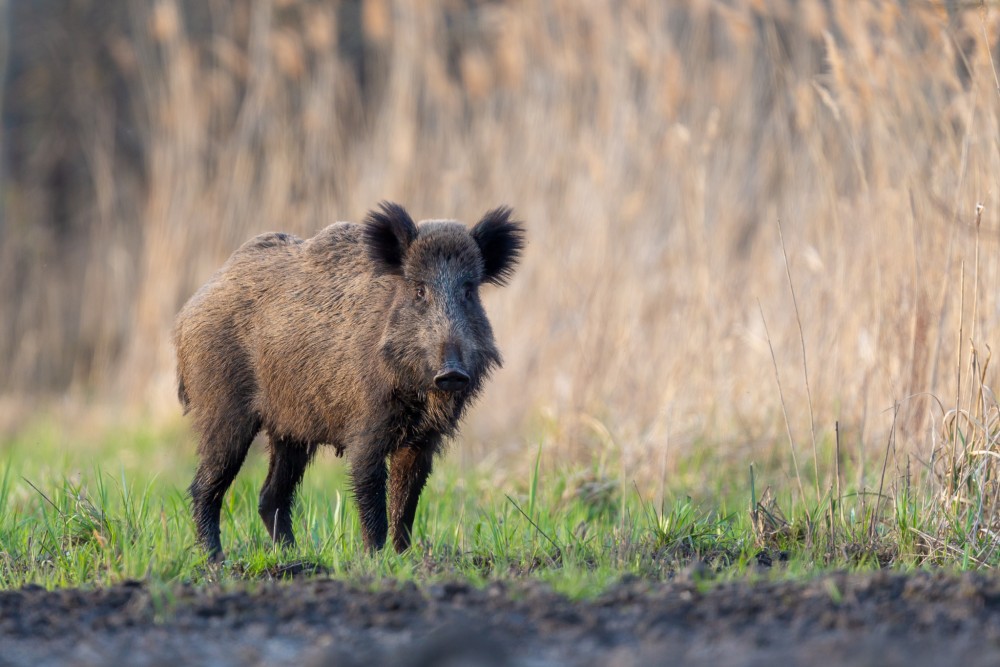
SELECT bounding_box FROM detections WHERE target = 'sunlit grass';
[3,414,999,593]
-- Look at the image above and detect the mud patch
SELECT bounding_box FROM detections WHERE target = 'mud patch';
[3,571,1000,666]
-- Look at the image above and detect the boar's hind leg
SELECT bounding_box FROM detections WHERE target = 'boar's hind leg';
[258,438,317,547]
[388,446,434,553]
[350,448,389,551]
[189,412,261,561]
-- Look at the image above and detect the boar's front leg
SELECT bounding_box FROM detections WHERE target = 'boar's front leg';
[388,445,434,553]
[351,447,389,550]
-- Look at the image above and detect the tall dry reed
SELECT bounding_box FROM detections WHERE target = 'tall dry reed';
[2,1,999,491]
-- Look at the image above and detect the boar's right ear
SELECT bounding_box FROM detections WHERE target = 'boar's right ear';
[364,201,418,276]
[471,206,525,286]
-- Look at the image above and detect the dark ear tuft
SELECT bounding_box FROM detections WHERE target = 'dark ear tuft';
[363,202,418,276]
[471,206,525,286]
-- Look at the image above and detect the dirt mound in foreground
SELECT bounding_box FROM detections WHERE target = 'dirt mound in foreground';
[3,570,1000,666]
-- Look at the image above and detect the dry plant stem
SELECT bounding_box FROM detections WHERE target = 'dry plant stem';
[776,218,821,505]
[970,349,986,553]
[911,526,986,566]
[980,5,1000,97]
[972,204,983,353]
[870,403,899,544]
[758,300,807,503]
[505,494,561,559]
[951,264,966,499]
[828,489,836,551]
[928,207,963,401]
[835,421,844,523]
[927,72,975,402]
[967,207,983,442]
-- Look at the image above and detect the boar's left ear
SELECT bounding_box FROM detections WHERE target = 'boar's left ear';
[471,206,525,286]
[364,201,418,276]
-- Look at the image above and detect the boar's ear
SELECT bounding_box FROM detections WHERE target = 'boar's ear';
[471,206,525,286]
[364,201,418,276]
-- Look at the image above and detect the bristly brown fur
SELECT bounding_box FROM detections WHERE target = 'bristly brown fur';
[174,203,524,559]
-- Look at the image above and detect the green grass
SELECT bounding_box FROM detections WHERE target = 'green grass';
[0,414,995,594]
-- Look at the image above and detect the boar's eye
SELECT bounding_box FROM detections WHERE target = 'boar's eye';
[414,284,427,301]
[463,283,475,301]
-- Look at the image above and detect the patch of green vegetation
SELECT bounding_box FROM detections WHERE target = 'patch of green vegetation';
[0,416,994,593]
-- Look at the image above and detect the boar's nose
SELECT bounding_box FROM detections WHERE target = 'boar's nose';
[434,367,470,392]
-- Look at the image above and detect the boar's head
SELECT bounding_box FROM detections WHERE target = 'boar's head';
[364,201,525,397]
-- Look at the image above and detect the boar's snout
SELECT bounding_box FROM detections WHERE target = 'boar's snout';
[434,340,471,392]
[434,366,471,392]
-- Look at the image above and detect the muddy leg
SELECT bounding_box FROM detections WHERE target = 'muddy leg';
[388,446,434,553]
[258,438,317,547]
[351,449,389,551]
[189,415,260,562]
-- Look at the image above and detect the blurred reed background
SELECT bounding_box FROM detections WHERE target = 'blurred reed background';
[1,0,999,488]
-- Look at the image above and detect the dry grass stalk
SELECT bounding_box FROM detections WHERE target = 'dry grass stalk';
[0,1,999,487]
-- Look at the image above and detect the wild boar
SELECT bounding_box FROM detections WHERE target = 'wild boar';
[174,202,524,560]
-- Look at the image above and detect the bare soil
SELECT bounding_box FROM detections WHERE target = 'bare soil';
[3,570,1000,666]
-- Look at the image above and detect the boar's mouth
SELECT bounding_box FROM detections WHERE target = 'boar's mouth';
[433,366,471,392]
